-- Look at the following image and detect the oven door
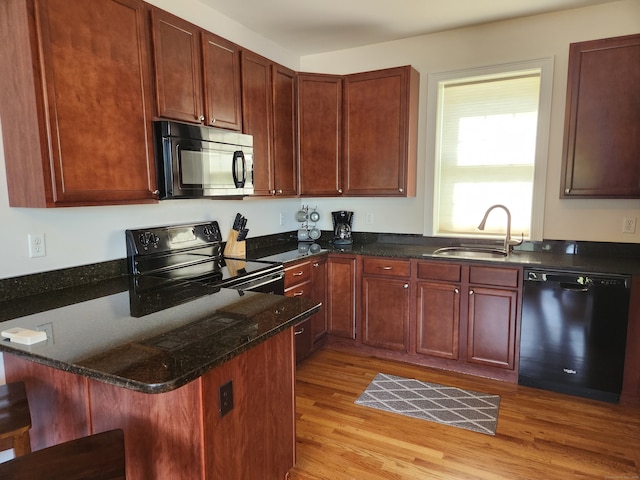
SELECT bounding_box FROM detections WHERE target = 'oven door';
[158,136,254,199]
[224,269,285,295]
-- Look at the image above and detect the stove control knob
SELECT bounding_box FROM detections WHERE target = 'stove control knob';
[149,233,160,247]
[138,232,150,247]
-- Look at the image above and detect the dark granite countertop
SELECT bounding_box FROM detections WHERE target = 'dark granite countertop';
[247,232,640,276]
[0,285,319,394]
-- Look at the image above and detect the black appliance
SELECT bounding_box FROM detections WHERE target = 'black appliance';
[125,221,283,316]
[154,120,254,199]
[519,268,631,402]
[331,211,353,245]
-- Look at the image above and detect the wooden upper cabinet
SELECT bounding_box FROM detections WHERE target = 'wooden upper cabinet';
[561,33,640,198]
[0,0,157,207]
[241,50,297,196]
[343,66,419,197]
[272,64,298,196]
[150,8,203,124]
[241,51,274,195]
[298,73,343,196]
[150,8,242,130]
[202,32,242,130]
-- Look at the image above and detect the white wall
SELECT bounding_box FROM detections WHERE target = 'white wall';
[1,0,640,281]
[301,0,640,244]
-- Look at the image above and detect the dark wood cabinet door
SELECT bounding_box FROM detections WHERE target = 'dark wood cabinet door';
[298,73,343,196]
[415,281,460,359]
[561,34,640,198]
[343,66,418,197]
[467,286,517,369]
[0,0,157,207]
[327,255,358,339]
[150,8,203,124]
[362,276,410,351]
[272,64,298,195]
[202,32,242,131]
[310,256,328,343]
[241,50,274,195]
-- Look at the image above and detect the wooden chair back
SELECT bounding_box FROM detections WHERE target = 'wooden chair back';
[0,429,126,479]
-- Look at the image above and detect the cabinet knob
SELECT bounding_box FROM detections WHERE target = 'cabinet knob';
[338,189,343,194]
[399,188,404,193]
[454,288,459,294]
[469,289,474,295]
[210,118,216,124]
[403,283,409,289]
[198,115,205,122]
[152,190,160,196]
[313,262,319,267]
[277,189,283,194]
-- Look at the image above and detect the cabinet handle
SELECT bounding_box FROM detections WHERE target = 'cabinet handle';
[379,266,393,270]
[152,190,160,195]
[313,262,319,267]
[469,289,474,295]
[293,291,304,297]
[294,328,305,335]
[293,271,304,277]
[403,283,409,289]
[454,288,459,294]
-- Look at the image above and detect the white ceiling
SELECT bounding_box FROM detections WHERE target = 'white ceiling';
[197,0,620,55]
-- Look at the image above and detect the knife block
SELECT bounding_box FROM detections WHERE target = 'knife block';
[224,230,246,259]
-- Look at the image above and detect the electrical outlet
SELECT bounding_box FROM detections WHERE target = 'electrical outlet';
[37,322,54,343]
[28,233,46,258]
[219,380,234,417]
[366,213,374,225]
[622,217,636,234]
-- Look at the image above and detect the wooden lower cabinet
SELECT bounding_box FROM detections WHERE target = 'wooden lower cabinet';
[4,328,296,480]
[326,256,522,382]
[285,256,327,362]
[415,280,460,359]
[467,283,518,370]
[361,257,410,351]
[327,254,358,340]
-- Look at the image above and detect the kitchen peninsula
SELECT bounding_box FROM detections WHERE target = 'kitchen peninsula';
[0,278,320,479]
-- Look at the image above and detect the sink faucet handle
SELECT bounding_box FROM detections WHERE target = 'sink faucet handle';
[507,232,524,248]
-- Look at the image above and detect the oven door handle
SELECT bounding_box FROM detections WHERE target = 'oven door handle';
[231,273,283,292]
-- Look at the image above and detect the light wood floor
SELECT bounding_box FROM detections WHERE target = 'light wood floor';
[288,348,640,480]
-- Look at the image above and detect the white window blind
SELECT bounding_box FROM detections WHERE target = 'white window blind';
[434,70,541,238]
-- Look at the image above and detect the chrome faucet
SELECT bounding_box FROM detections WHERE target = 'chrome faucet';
[477,204,522,253]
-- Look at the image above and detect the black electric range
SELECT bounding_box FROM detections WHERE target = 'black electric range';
[126,221,284,316]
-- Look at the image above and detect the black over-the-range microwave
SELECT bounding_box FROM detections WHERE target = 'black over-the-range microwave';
[154,120,254,199]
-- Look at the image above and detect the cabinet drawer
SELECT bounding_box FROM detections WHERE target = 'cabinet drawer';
[417,261,461,282]
[363,258,410,277]
[285,280,311,298]
[469,266,520,288]
[284,260,311,287]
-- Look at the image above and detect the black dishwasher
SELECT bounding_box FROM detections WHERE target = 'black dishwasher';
[519,269,631,402]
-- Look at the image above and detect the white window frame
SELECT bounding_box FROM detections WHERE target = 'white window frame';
[424,58,554,241]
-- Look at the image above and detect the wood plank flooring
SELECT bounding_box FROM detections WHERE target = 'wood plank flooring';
[288,349,640,480]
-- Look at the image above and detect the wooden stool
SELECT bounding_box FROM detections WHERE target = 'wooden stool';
[0,429,126,479]
[0,381,32,457]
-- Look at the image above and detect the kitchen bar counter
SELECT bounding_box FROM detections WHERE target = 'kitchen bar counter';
[0,284,319,393]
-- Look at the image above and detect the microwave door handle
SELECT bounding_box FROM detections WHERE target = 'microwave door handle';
[232,151,246,188]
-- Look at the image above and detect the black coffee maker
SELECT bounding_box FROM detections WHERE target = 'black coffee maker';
[332,211,353,245]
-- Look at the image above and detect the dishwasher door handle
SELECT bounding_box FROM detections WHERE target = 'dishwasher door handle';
[560,282,589,292]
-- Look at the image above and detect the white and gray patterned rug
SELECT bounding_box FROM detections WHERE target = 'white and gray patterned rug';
[355,373,500,435]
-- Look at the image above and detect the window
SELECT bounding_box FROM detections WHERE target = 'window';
[426,59,553,241]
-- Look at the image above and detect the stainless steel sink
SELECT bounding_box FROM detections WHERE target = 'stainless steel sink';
[428,246,508,260]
